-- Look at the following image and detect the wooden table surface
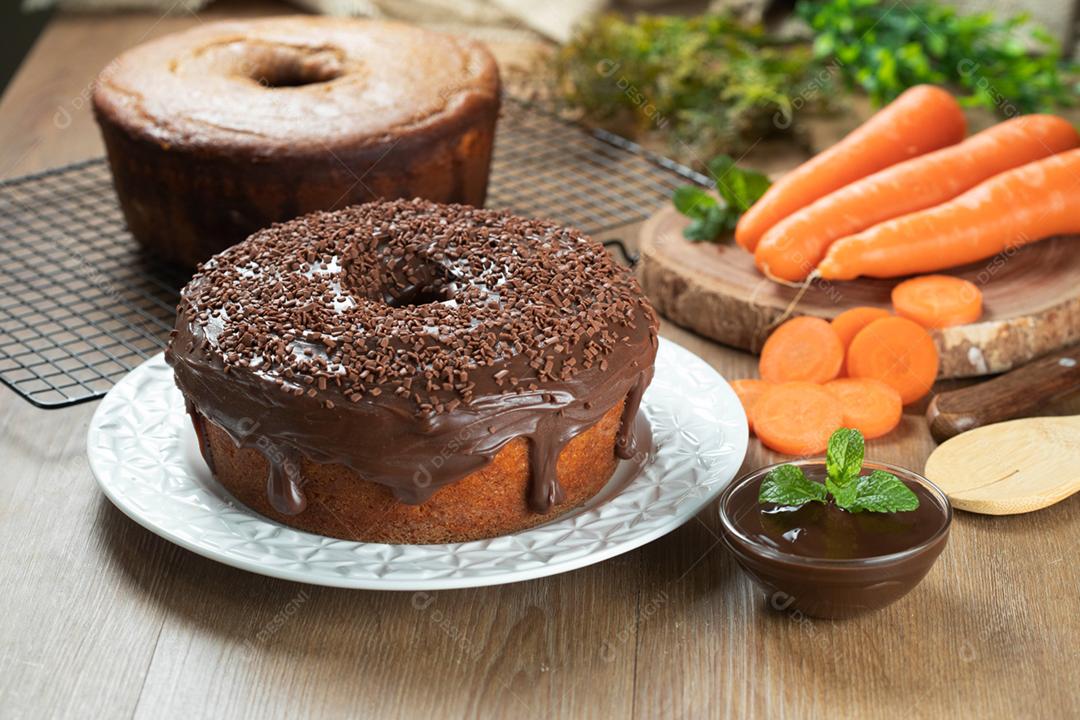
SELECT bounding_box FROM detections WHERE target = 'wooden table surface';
[2,3,1078,719]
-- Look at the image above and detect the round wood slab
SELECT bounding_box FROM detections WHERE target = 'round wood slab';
[638,203,1080,378]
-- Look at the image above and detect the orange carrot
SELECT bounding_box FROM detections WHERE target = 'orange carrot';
[830,306,891,374]
[758,316,843,384]
[753,382,843,455]
[734,85,966,252]
[818,148,1080,280]
[731,379,771,434]
[754,115,1080,281]
[824,378,903,440]
[846,317,939,405]
[891,275,983,329]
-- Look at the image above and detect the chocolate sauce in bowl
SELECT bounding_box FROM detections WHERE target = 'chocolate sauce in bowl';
[727,471,947,560]
[718,462,952,619]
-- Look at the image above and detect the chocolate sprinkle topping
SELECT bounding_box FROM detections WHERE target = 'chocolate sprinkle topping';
[167,199,658,516]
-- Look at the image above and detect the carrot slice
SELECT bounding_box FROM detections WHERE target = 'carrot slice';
[758,316,843,384]
[753,115,1079,281]
[830,306,891,375]
[731,379,771,434]
[891,275,983,329]
[817,148,1080,280]
[753,382,843,455]
[846,317,939,405]
[824,378,903,440]
[831,307,892,347]
[734,85,966,252]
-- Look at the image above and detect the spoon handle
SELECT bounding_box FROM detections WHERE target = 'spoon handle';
[927,345,1080,442]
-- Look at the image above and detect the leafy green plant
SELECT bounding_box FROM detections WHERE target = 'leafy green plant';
[759,428,920,513]
[798,0,1079,114]
[672,156,770,241]
[553,13,829,164]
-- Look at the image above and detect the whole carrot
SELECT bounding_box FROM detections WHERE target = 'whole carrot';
[817,148,1080,280]
[734,85,966,252]
[754,115,1079,281]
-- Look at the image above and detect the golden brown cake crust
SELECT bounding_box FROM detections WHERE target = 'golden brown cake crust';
[91,16,500,267]
[91,16,499,153]
[198,402,624,544]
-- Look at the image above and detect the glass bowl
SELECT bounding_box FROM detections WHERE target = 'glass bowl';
[718,459,952,619]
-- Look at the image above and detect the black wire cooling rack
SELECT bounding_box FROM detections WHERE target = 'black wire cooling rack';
[0,98,708,409]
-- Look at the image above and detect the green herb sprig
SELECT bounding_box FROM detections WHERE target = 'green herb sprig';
[672,155,771,242]
[798,0,1079,114]
[759,428,920,513]
[553,13,828,164]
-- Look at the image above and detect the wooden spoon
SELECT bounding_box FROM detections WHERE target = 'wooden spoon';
[924,345,1080,514]
[926,344,1080,443]
[924,416,1080,515]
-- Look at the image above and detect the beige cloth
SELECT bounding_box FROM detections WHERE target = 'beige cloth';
[22,0,214,12]
[20,0,1078,49]
[20,0,604,42]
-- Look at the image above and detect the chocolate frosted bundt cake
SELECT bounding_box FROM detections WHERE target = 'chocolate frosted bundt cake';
[166,199,659,543]
[92,17,500,267]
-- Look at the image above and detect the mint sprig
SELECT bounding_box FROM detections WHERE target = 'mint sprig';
[757,428,920,513]
[846,471,921,513]
[709,156,771,215]
[672,186,728,242]
[672,156,771,243]
[758,464,827,506]
[825,427,863,508]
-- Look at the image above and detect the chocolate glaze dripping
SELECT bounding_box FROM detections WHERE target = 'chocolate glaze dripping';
[615,370,650,460]
[186,404,309,516]
[527,419,568,513]
[524,374,654,512]
[266,445,307,515]
[186,400,216,474]
[170,324,655,516]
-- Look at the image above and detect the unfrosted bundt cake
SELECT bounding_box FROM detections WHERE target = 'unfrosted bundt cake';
[93,17,500,267]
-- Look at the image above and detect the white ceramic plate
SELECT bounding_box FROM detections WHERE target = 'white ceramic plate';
[86,339,748,590]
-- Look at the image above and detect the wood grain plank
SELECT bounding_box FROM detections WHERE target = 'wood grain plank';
[0,2,1078,719]
[0,396,180,719]
[128,549,638,719]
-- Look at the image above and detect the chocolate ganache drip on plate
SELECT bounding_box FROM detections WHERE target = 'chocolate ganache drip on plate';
[166,199,659,517]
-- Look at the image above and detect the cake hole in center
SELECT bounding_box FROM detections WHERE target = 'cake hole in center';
[250,48,345,88]
[385,283,456,308]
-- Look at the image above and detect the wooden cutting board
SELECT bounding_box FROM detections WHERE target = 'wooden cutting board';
[638,203,1080,379]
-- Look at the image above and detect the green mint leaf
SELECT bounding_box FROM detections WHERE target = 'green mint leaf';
[674,158,771,243]
[672,185,716,220]
[707,155,771,213]
[758,464,828,507]
[732,170,771,213]
[682,204,731,242]
[828,478,859,510]
[845,470,921,513]
[826,428,864,490]
[707,155,737,193]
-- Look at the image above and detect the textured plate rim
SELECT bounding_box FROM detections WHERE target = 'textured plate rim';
[87,338,748,590]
